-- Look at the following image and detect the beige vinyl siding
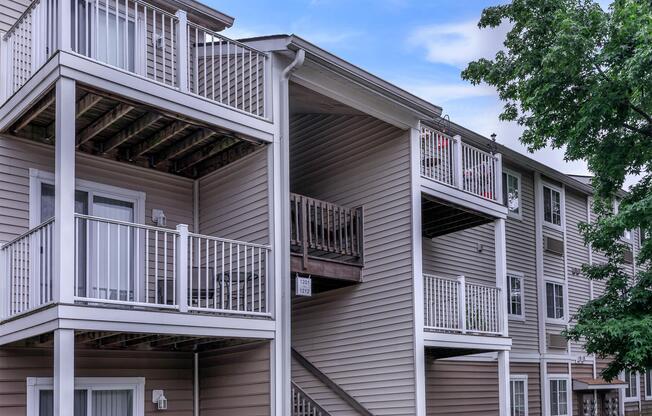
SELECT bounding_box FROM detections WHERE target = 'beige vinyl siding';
[425,359,499,415]
[504,165,539,352]
[291,355,358,416]
[511,362,541,416]
[422,223,496,287]
[547,362,569,374]
[0,0,29,33]
[0,135,194,244]
[199,342,270,416]
[0,347,194,416]
[565,189,591,354]
[290,114,416,415]
[198,147,269,244]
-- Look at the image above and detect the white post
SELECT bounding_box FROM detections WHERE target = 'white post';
[57,0,72,52]
[176,224,189,313]
[497,350,511,416]
[453,135,463,190]
[495,153,503,204]
[54,328,75,416]
[0,31,7,103]
[0,246,6,320]
[494,218,508,337]
[53,77,76,305]
[457,275,466,334]
[175,10,188,93]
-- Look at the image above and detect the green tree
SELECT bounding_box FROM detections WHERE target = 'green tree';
[462,0,652,380]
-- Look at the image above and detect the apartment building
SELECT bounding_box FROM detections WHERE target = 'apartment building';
[0,0,645,415]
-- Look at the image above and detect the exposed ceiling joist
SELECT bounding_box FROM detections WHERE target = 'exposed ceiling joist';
[76,93,104,119]
[14,90,56,132]
[153,128,216,166]
[175,136,239,172]
[77,103,134,147]
[130,121,189,158]
[102,112,163,153]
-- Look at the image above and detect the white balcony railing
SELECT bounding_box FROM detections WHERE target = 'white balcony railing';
[0,0,269,117]
[420,125,503,203]
[0,219,55,317]
[423,274,503,336]
[0,215,271,320]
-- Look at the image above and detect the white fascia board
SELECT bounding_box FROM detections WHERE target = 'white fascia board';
[57,304,276,338]
[57,52,275,143]
[0,55,60,131]
[423,332,512,351]
[420,179,509,219]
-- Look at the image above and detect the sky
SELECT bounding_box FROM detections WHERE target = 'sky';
[210,0,623,184]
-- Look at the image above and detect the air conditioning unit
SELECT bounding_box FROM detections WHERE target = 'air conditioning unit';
[548,333,567,350]
[544,236,564,256]
[623,249,634,264]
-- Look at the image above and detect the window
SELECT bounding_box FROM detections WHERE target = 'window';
[510,375,528,416]
[549,377,569,416]
[543,184,562,228]
[27,377,145,416]
[503,170,522,219]
[614,200,632,241]
[623,370,640,402]
[645,369,652,400]
[546,281,565,321]
[507,272,524,319]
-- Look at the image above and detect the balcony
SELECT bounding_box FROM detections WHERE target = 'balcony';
[0,214,271,321]
[423,274,503,336]
[290,193,364,289]
[420,125,505,216]
[1,0,268,118]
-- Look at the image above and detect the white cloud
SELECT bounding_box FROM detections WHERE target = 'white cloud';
[407,20,510,68]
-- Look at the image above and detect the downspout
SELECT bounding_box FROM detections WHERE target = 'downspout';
[194,352,199,416]
[278,48,305,416]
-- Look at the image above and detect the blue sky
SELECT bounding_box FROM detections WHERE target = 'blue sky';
[212,0,610,180]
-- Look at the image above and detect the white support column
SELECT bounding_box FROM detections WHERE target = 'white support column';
[457,275,467,334]
[176,224,189,313]
[0,246,6,320]
[494,218,508,337]
[53,77,76,304]
[498,350,511,416]
[175,10,188,93]
[409,125,426,416]
[57,0,72,52]
[495,153,503,204]
[0,31,7,103]
[453,135,463,190]
[53,328,75,416]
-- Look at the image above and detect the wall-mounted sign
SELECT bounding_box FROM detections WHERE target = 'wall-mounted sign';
[296,274,312,297]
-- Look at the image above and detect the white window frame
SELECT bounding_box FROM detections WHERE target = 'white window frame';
[614,200,633,243]
[26,376,145,416]
[510,374,529,416]
[544,278,567,324]
[29,169,146,228]
[622,370,640,402]
[541,182,564,231]
[547,374,571,416]
[645,369,652,400]
[507,271,525,320]
[503,168,523,220]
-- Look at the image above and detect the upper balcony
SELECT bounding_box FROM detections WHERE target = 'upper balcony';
[419,125,506,218]
[0,0,270,132]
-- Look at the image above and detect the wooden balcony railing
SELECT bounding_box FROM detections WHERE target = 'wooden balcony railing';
[420,125,503,203]
[0,0,269,117]
[0,215,271,320]
[290,193,364,267]
[423,274,503,336]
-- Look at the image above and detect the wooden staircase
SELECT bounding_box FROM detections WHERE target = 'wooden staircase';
[292,382,331,416]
